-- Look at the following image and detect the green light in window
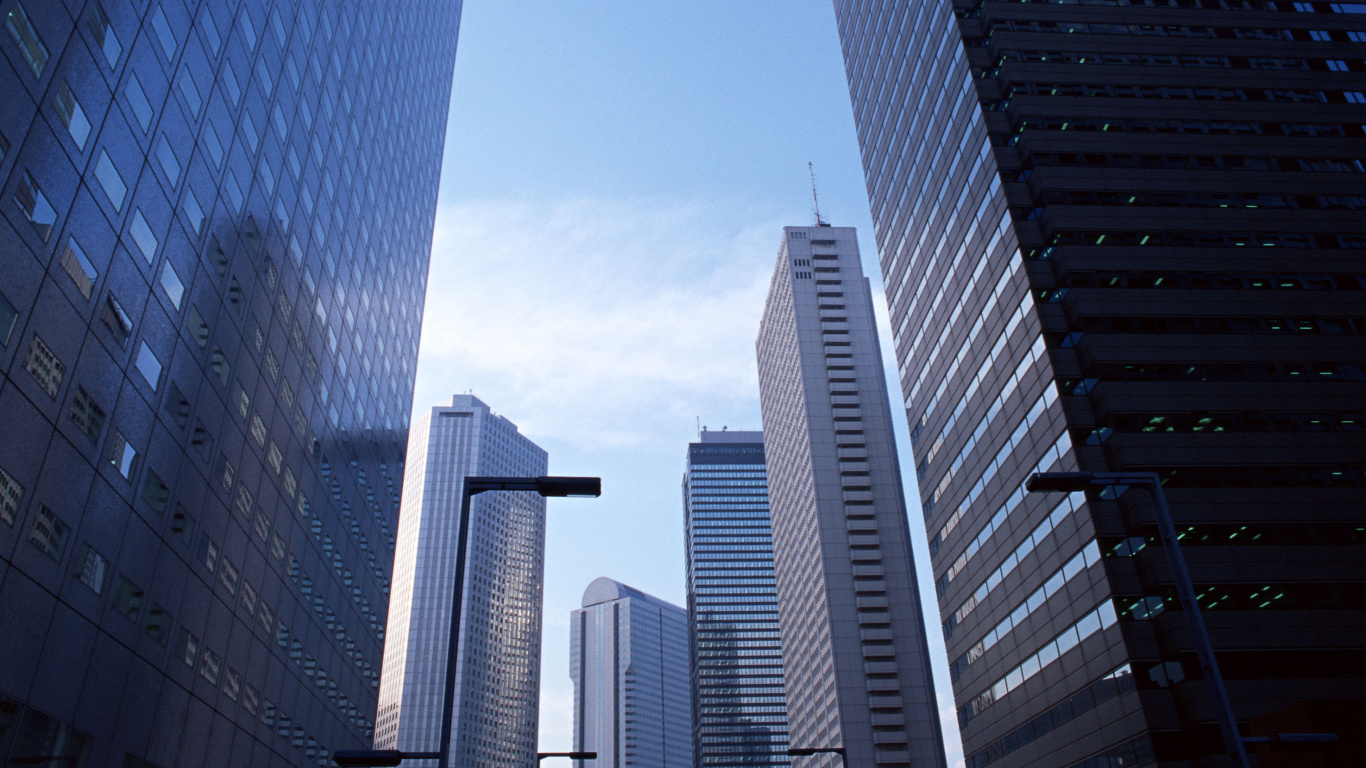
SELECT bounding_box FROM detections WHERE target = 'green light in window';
[1153,277,1163,285]
[1095,234,1106,244]
[1102,123,1110,131]
[1128,196,1137,204]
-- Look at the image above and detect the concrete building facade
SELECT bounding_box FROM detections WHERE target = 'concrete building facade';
[755,225,946,768]
[571,577,693,768]
[375,395,549,768]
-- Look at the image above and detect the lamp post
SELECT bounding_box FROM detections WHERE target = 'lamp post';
[336,475,601,768]
[1025,471,1250,768]
[537,752,598,762]
[787,747,846,766]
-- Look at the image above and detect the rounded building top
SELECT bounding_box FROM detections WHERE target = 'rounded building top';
[581,577,668,608]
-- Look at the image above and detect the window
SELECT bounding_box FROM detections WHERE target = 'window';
[94,151,126,211]
[250,414,267,446]
[160,262,183,309]
[171,505,195,546]
[191,421,212,461]
[87,4,121,68]
[199,646,221,684]
[60,238,97,299]
[140,469,169,514]
[187,306,209,348]
[145,603,170,644]
[74,543,107,593]
[242,685,260,716]
[14,171,57,242]
[155,138,180,186]
[125,72,154,131]
[238,9,257,50]
[5,2,48,77]
[197,6,220,55]
[112,575,143,620]
[184,190,205,237]
[240,580,257,612]
[24,335,64,398]
[219,556,239,594]
[225,171,243,214]
[135,342,162,390]
[70,386,106,444]
[175,627,198,666]
[0,465,21,525]
[198,535,218,572]
[203,122,222,169]
[54,82,91,149]
[222,667,241,700]
[222,62,240,106]
[176,68,201,117]
[29,505,69,561]
[0,291,16,347]
[108,431,137,480]
[267,442,282,474]
[100,293,132,346]
[210,347,230,386]
[150,6,176,60]
[130,210,157,263]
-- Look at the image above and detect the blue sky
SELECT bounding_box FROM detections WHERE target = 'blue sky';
[409,3,965,765]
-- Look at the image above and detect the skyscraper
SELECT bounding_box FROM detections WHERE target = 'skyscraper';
[755,225,946,768]
[375,395,549,768]
[0,0,458,765]
[683,429,791,768]
[834,0,1366,766]
[571,577,693,768]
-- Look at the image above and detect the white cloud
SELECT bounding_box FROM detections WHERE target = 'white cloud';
[412,197,784,448]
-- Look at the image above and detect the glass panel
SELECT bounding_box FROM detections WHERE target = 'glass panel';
[135,342,162,390]
[155,138,179,186]
[60,238,97,299]
[28,505,68,561]
[4,2,49,78]
[54,82,91,149]
[150,6,176,60]
[87,3,121,67]
[75,543,108,594]
[94,151,126,211]
[0,465,22,525]
[24,335,65,398]
[0,291,15,346]
[129,210,157,263]
[14,172,57,242]
[126,74,153,133]
[100,294,132,346]
[159,263,183,309]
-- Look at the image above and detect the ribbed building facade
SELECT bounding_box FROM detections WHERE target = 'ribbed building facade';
[755,225,946,768]
[571,577,693,768]
[375,395,549,768]
[834,0,1366,766]
[683,429,791,768]
[0,0,459,765]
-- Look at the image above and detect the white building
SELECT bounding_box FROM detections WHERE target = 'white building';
[756,226,946,768]
[376,395,549,768]
[571,578,692,768]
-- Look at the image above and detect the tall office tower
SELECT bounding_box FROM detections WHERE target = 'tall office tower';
[683,429,792,768]
[570,577,693,768]
[0,0,460,764]
[375,395,549,768]
[756,225,946,768]
[834,0,1366,766]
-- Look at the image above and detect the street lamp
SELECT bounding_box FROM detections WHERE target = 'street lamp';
[787,747,846,766]
[537,752,598,762]
[1026,471,1250,768]
[335,475,602,768]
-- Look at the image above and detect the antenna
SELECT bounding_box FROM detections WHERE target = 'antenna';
[809,162,828,227]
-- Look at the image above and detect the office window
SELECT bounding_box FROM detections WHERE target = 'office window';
[74,543,108,594]
[210,348,229,386]
[70,386,106,444]
[243,685,260,716]
[109,431,137,480]
[28,505,69,561]
[187,306,209,348]
[203,122,222,169]
[94,151,126,211]
[0,292,15,347]
[175,627,198,666]
[176,68,201,118]
[171,504,195,546]
[145,604,170,644]
[241,581,257,612]
[112,575,143,620]
[87,4,121,68]
[100,293,132,346]
[125,73,153,133]
[250,414,267,446]
[222,666,241,700]
[184,189,205,237]
[4,2,48,77]
[155,137,180,186]
[222,62,240,106]
[129,210,157,263]
[54,82,91,149]
[24,335,64,398]
[190,421,212,461]
[150,6,176,60]
[219,556,239,594]
[0,465,21,525]
[197,6,220,55]
[199,646,221,684]
[267,442,282,474]
[238,9,257,50]
[135,342,162,390]
[198,535,218,572]
[225,171,243,213]
[159,262,183,309]
[140,469,169,514]
[59,238,97,299]
[14,171,57,242]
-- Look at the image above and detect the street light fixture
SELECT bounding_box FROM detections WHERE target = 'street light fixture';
[1026,470,1250,768]
[335,476,602,768]
[537,752,598,762]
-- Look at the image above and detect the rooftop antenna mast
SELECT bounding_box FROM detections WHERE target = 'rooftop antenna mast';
[809,162,829,227]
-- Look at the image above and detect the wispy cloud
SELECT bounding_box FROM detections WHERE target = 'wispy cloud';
[412,197,783,447]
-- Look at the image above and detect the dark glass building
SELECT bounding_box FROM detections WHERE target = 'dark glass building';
[834,0,1366,766]
[0,0,460,765]
[683,430,792,768]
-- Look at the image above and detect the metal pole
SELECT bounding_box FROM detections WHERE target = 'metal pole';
[1134,472,1251,768]
[438,479,478,768]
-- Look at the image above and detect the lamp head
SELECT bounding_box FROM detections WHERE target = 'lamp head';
[536,476,601,498]
[1025,471,1095,493]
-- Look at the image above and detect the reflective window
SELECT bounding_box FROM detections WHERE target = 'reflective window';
[14,171,57,242]
[70,386,105,444]
[156,137,180,186]
[28,505,68,561]
[0,465,21,525]
[160,262,183,309]
[54,82,91,149]
[24,335,64,398]
[59,237,97,299]
[150,6,176,60]
[75,543,108,594]
[126,73,153,133]
[0,292,15,347]
[4,2,48,77]
[145,603,170,644]
[108,431,137,480]
[135,341,162,390]
[100,293,132,347]
[129,209,157,263]
[94,151,126,211]
[112,574,143,620]
[183,189,204,237]
[87,4,121,68]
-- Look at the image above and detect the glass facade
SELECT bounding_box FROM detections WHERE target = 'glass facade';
[683,430,791,768]
[755,226,945,768]
[0,0,460,765]
[834,0,1366,765]
[571,577,692,768]
[376,395,549,768]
